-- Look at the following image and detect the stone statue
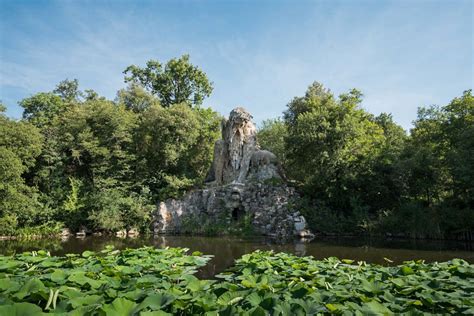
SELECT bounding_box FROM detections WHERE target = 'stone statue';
[206,107,282,185]
[153,107,313,239]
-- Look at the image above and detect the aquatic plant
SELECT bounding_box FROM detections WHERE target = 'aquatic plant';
[0,246,213,315]
[216,251,474,315]
[0,247,472,315]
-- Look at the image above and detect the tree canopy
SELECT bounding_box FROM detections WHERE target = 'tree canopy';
[0,58,471,240]
[258,83,472,238]
[1,63,220,235]
[124,54,213,107]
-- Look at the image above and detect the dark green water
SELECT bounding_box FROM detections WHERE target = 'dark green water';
[1,236,473,278]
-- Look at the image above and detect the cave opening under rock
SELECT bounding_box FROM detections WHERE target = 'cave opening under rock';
[232,206,245,221]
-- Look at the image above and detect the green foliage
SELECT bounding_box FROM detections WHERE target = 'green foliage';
[124,54,213,107]
[0,247,472,314]
[116,83,160,113]
[58,99,137,188]
[3,65,219,236]
[10,222,64,239]
[259,82,471,238]
[389,89,474,238]
[0,147,35,224]
[0,110,44,228]
[53,79,81,102]
[257,118,288,167]
[3,57,471,240]
[0,111,43,169]
[282,82,390,223]
[217,251,474,314]
[0,214,18,236]
[61,178,84,230]
[47,98,141,231]
[0,246,213,314]
[20,88,71,129]
[134,103,221,200]
[88,188,154,233]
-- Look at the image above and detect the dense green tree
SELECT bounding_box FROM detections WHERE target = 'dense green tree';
[21,79,82,129]
[442,90,474,207]
[257,118,288,168]
[363,113,407,213]
[261,82,413,234]
[387,90,474,238]
[19,81,74,198]
[284,83,385,209]
[20,92,64,128]
[116,83,160,113]
[396,96,472,208]
[88,188,153,233]
[10,71,220,234]
[53,79,81,102]
[124,55,213,107]
[0,110,43,169]
[397,108,447,207]
[58,99,137,189]
[134,103,221,199]
[185,107,223,180]
[46,94,158,232]
[0,147,31,232]
[0,104,44,230]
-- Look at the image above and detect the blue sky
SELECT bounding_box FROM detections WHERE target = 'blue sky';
[1,0,472,129]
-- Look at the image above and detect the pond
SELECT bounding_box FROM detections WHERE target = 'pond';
[1,235,473,278]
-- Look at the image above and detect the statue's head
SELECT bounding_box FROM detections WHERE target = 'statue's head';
[229,107,253,125]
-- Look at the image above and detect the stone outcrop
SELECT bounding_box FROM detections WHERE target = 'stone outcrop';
[153,107,313,239]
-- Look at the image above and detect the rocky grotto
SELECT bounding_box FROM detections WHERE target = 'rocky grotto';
[153,107,313,239]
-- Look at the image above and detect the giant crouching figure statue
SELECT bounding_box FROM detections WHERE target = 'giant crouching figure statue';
[153,107,313,238]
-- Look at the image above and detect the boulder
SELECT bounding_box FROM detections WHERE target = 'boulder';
[127,228,139,237]
[116,230,127,238]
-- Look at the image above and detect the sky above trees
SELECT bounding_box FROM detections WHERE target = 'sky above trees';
[0,0,472,129]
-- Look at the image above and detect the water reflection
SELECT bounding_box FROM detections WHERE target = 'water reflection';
[1,235,473,278]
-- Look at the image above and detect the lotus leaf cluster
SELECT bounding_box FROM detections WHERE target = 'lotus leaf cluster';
[215,251,474,315]
[0,247,473,315]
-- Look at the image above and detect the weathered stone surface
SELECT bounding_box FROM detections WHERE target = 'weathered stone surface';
[154,107,313,238]
[205,107,284,185]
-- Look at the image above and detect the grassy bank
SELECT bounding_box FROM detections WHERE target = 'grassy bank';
[0,222,64,241]
[0,247,472,315]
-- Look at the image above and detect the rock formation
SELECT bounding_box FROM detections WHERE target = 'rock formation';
[205,107,283,185]
[153,107,313,239]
